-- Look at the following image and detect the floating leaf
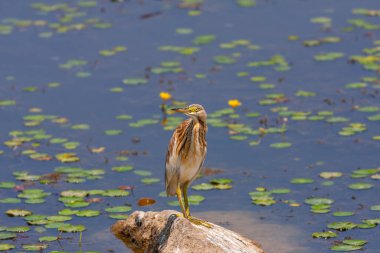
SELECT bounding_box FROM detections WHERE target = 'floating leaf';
[210,178,232,185]
[134,170,151,176]
[0,244,15,250]
[55,153,80,163]
[291,178,314,184]
[192,35,215,45]
[0,182,15,189]
[101,189,129,197]
[38,236,58,242]
[105,129,123,136]
[75,210,100,217]
[6,226,30,233]
[342,240,367,246]
[192,183,214,190]
[270,142,292,148]
[0,198,21,204]
[105,206,132,212]
[112,166,133,172]
[330,244,362,251]
[305,198,334,205]
[319,172,343,179]
[270,188,291,194]
[312,231,337,239]
[6,209,32,217]
[141,177,160,184]
[236,0,256,7]
[327,222,357,231]
[58,225,86,233]
[333,211,355,217]
[348,182,373,190]
[213,55,235,64]
[22,244,48,251]
[138,197,156,206]
[0,233,16,240]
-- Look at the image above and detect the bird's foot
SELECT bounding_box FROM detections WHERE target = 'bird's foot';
[174,213,183,218]
[187,216,213,228]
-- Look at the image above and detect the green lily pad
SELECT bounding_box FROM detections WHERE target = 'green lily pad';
[0,244,15,250]
[214,55,236,64]
[47,215,72,222]
[108,214,129,219]
[327,222,357,231]
[270,188,291,194]
[105,206,132,213]
[192,35,215,45]
[0,233,16,240]
[6,226,30,233]
[101,189,130,197]
[0,198,21,204]
[141,178,160,184]
[291,178,314,184]
[333,211,355,217]
[112,166,133,172]
[75,210,100,217]
[319,172,343,179]
[270,142,292,148]
[348,182,373,190]
[192,183,215,190]
[58,224,86,233]
[6,209,32,217]
[370,205,380,211]
[312,230,337,239]
[210,178,232,185]
[134,170,151,176]
[0,182,15,189]
[342,240,367,246]
[236,0,256,7]
[330,244,362,251]
[60,190,88,198]
[105,129,123,136]
[305,198,334,205]
[22,244,48,251]
[345,82,367,89]
[38,236,58,242]
[0,100,16,106]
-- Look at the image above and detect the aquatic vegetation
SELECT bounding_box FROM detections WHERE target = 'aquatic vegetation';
[0,0,380,252]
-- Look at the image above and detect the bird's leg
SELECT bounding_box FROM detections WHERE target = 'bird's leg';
[176,186,187,218]
[183,184,212,229]
[182,183,190,217]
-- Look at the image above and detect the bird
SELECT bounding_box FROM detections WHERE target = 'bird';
[165,104,211,228]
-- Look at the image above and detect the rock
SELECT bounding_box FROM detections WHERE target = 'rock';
[111,210,265,253]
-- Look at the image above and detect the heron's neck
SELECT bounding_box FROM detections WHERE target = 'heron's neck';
[190,116,207,134]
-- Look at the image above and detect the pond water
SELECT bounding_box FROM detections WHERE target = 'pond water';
[0,0,380,252]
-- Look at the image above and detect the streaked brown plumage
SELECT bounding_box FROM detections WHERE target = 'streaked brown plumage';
[165,104,211,227]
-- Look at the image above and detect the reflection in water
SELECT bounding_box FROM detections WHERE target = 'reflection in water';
[196,211,309,253]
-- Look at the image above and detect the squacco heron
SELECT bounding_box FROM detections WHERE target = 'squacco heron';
[165,104,211,228]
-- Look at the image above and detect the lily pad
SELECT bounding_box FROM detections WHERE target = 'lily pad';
[330,244,362,251]
[0,244,15,250]
[327,222,357,231]
[312,230,337,239]
[348,183,373,190]
[291,178,314,184]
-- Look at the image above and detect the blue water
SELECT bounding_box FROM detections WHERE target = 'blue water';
[1,0,380,252]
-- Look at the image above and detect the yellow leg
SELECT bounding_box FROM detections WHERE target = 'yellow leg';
[182,184,212,229]
[176,186,187,218]
[183,184,190,217]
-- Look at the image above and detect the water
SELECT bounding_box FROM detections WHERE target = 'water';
[0,0,380,252]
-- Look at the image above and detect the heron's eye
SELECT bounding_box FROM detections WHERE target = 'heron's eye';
[188,106,198,113]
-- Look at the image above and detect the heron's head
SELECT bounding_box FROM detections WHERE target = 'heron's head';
[171,104,207,122]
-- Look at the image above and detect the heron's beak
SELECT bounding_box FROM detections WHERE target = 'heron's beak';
[171,107,188,113]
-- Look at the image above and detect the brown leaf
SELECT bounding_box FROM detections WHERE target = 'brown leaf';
[138,197,156,206]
